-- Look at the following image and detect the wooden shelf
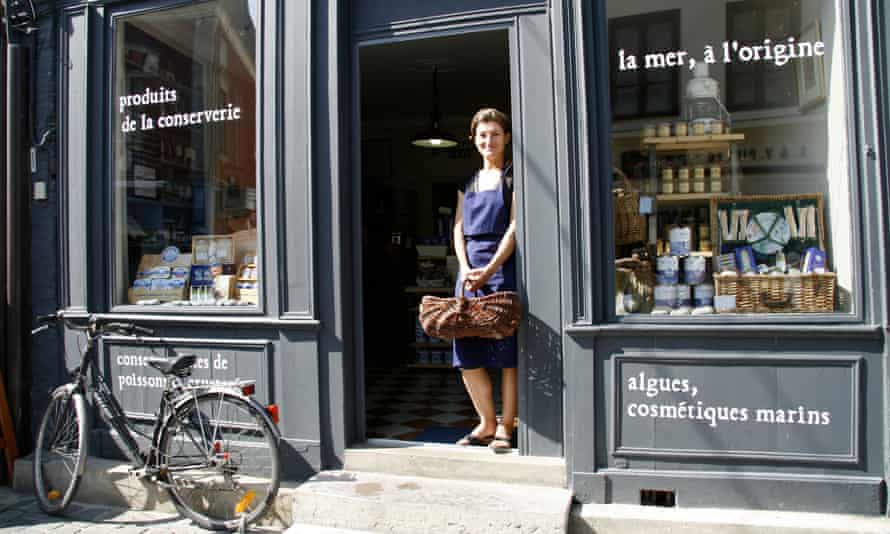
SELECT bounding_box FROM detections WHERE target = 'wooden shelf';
[689,251,713,257]
[404,286,452,294]
[642,133,745,152]
[411,342,450,349]
[656,193,728,203]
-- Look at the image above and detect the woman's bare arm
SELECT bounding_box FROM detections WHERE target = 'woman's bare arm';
[453,191,470,274]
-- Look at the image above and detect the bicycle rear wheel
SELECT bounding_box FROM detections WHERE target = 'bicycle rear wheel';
[33,387,88,514]
[158,391,280,531]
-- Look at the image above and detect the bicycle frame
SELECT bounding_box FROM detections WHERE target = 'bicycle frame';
[69,325,279,474]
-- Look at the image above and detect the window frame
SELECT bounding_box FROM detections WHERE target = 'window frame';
[104,0,268,315]
[608,9,682,121]
[599,0,867,326]
[725,0,802,112]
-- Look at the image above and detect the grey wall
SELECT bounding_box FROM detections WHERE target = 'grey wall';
[30,1,64,442]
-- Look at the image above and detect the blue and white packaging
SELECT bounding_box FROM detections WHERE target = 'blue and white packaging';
[694,283,714,307]
[654,284,678,309]
[803,247,827,273]
[669,226,692,256]
[656,256,680,285]
[684,255,707,285]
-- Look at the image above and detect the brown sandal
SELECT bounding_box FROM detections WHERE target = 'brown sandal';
[457,433,494,446]
[489,435,512,453]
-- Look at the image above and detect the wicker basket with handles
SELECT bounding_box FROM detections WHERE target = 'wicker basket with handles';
[615,255,655,312]
[714,272,835,313]
[419,291,522,341]
[613,172,646,245]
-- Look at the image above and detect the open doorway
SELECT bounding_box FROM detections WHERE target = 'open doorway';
[359,30,512,444]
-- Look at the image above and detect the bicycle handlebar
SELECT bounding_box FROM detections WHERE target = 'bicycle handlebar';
[32,312,154,338]
[104,322,155,337]
[35,312,58,325]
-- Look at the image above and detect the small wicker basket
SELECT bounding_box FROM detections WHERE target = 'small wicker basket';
[714,272,835,313]
[615,256,655,312]
[613,174,646,245]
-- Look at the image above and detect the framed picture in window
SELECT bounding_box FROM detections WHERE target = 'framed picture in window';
[797,21,826,111]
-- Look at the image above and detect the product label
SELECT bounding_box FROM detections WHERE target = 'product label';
[190,265,214,287]
[669,227,692,256]
[161,246,180,263]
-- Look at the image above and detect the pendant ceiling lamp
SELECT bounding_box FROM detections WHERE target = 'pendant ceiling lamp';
[412,67,458,148]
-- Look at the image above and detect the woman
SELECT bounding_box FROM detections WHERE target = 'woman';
[453,108,517,452]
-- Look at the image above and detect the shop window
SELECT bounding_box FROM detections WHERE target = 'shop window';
[111,0,258,308]
[609,0,855,318]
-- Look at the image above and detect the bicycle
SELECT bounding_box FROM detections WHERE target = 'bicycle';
[31,311,281,531]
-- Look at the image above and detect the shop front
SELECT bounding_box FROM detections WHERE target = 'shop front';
[35,0,889,517]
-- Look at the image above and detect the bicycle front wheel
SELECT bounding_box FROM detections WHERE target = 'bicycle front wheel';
[159,391,280,531]
[33,387,88,514]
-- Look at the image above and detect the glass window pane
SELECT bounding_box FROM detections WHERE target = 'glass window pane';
[608,0,853,317]
[112,0,258,308]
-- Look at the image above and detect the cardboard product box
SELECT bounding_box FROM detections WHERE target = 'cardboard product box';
[214,275,236,300]
[235,263,259,304]
[129,253,192,303]
[191,235,235,265]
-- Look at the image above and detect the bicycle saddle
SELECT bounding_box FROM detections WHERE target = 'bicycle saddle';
[144,354,197,376]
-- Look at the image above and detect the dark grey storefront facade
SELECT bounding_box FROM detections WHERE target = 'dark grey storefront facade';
[23,0,890,517]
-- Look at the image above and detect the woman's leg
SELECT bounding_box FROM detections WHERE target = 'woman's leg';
[492,367,518,450]
[459,368,497,441]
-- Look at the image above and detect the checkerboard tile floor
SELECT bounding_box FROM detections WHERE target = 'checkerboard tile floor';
[365,366,504,442]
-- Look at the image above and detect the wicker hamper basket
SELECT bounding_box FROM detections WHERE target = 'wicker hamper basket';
[714,272,836,313]
[615,257,655,312]
[613,175,646,245]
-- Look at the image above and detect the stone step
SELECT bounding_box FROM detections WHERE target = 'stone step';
[286,525,375,534]
[292,470,573,533]
[14,455,296,529]
[345,441,566,487]
[570,503,890,534]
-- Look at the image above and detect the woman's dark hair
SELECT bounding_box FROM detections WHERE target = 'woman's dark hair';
[469,108,511,140]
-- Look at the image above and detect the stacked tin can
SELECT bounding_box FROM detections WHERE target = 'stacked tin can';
[654,223,713,314]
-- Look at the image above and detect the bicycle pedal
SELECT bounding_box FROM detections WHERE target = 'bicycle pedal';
[128,467,153,480]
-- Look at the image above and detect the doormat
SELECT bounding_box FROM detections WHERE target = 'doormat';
[412,426,471,444]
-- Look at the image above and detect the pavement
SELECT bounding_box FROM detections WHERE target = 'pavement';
[0,485,283,534]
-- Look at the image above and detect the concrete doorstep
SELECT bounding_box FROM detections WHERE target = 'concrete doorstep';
[345,441,566,487]
[289,470,574,534]
[15,454,890,533]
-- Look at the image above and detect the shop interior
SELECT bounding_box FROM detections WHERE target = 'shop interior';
[359,31,512,443]
[609,0,852,316]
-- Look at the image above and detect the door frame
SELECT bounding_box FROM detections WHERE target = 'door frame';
[349,20,526,449]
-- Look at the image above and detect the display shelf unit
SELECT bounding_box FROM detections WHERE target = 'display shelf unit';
[406,363,452,369]
[643,132,745,247]
[642,133,745,150]
[411,341,450,349]
[404,286,451,294]
[656,193,729,204]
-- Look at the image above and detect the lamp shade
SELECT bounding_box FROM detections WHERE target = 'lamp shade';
[411,125,458,148]
[412,67,457,149]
